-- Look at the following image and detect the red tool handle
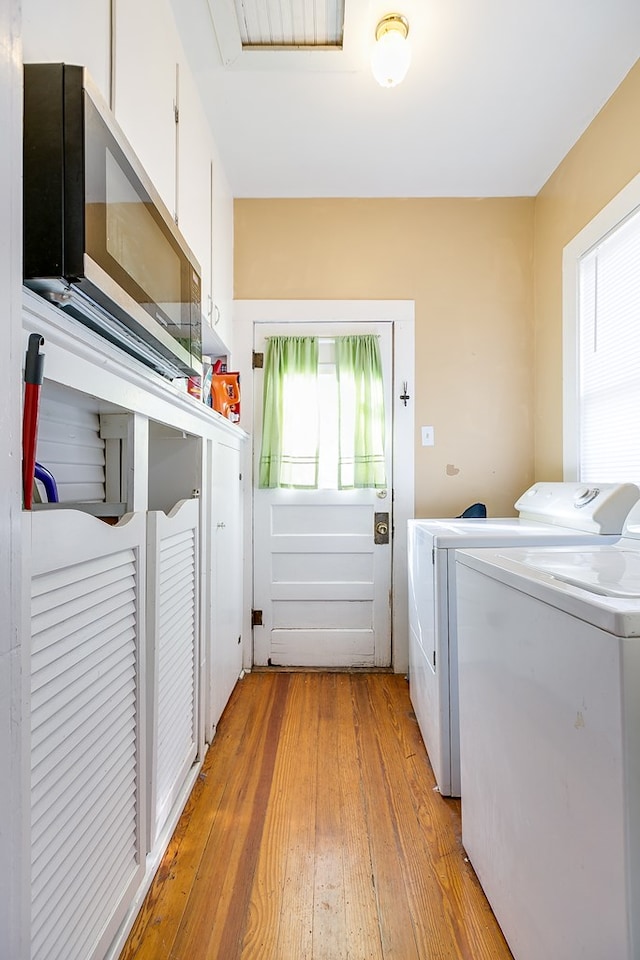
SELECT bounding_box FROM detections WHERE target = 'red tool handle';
[22,334,45,510]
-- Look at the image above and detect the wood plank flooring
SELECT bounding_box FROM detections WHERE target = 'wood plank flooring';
[119,671,513,960]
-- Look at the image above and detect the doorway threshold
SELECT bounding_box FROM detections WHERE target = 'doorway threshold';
[251,665,394,674]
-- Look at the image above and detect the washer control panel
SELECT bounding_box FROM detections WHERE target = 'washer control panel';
[514,482,640,533]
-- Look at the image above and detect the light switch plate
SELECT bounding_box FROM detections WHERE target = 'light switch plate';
[421,426,435,447]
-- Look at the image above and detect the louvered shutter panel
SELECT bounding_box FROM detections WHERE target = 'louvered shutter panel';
[35,383,107,503]
[29,510,146,960]
[147,498,199,846]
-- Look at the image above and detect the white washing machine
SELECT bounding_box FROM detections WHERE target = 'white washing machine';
[407,481,639,797]
[455,501,640,960]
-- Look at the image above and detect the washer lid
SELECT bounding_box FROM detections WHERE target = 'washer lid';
[456,542,640,636]
[518,548,640,598]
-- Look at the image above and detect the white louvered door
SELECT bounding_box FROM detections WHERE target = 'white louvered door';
[28,509,146,960]
[147,498,199,848]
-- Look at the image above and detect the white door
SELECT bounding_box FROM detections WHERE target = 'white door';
[253,322,393,668]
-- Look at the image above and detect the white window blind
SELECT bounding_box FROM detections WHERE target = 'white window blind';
[577,205,640,481]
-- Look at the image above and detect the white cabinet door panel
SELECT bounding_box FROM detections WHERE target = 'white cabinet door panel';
[22,0,111,101]
[114,0,179,215]
[176,62,213,319]
[208,436,243,732]
[147,498,199,848]
[29,509,146,960]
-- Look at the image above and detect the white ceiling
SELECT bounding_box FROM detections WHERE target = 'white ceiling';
[171,0,640,198]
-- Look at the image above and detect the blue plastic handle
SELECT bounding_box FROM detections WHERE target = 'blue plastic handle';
[34,462,59,503]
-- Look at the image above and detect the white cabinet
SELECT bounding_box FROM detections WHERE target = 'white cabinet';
[208,151,235,356]
[207,433,244,736]
[15,1,240,955]
[22,0,111,101]
[113,0,179,216]
[22,291,247,960]
[176,63,214,325]
[176,56,234,361]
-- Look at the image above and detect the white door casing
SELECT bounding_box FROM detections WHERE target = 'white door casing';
[234,301,415,675]
[253,322,392,668]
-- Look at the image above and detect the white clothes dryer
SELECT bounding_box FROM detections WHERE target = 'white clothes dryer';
[455,501,640,960]
[408,481,639,796]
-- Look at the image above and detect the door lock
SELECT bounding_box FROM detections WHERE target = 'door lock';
[374,512,390,544]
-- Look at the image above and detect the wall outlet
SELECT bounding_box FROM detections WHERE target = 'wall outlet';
[421,426,435,447]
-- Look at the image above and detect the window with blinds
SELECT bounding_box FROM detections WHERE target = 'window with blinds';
[576,204,640,482]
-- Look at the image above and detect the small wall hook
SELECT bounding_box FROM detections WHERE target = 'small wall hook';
[400,381,410,406]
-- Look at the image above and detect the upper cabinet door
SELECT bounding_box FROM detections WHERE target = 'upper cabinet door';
[22,0,111,101]
[176,63,214,325]
[113,0,179,216]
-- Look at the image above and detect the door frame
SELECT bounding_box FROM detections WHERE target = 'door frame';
[235,300,415,674]
[252,320,394,669]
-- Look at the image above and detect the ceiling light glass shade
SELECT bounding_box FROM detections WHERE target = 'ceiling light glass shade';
[371,14,411,88]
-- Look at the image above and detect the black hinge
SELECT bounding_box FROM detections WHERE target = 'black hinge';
[251,609,263,627]
[432,547,435,564]
[252,351,264,369]
[433,650,436,668]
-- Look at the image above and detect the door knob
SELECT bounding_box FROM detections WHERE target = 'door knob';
[374,512,390,544]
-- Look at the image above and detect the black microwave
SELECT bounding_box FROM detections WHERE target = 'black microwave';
[23,63,202,379]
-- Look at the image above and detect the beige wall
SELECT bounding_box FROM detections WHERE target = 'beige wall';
[534,59,640,478]
[235,198,535,517]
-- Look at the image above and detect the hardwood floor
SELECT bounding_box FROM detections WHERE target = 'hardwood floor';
[119,671,512,960]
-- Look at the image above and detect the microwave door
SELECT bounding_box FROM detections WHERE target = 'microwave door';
[69,257,200,378]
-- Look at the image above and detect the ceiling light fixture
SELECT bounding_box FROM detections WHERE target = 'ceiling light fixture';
[371,13,411,88]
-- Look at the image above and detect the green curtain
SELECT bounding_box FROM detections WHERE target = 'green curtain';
[259,333,386,490]
[335,335,387,489]
[259,336,319,488]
